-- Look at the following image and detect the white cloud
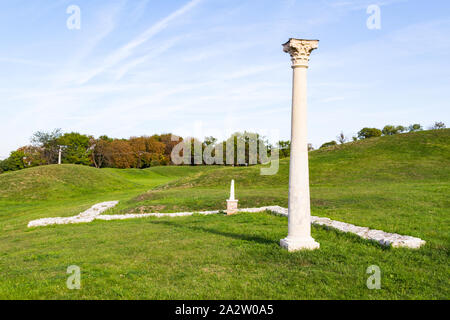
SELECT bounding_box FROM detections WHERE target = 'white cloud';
[77,0,203,85]
[113,36,183,80]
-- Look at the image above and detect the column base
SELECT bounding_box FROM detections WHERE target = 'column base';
[226,200,238,215]
[280,237,320,252]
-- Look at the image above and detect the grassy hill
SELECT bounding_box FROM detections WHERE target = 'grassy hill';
[0,130,448,299]
[0,164,216,201]
[156,128,449,189]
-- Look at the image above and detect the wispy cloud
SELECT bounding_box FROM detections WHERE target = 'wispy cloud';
[113,36,183,80]
[129,0,151,22]
[71,3,124,63]
[77,0,203,85]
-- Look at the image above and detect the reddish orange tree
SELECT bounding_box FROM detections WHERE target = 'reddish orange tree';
[107,140,135,169]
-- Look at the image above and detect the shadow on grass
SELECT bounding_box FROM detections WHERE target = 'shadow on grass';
[266,210,391,250]
[149,219,275,246]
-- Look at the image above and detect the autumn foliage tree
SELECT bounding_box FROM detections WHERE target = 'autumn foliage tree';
[129,136,166,168]
[106,140,135,169]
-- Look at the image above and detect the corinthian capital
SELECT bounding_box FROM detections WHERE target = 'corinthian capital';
[283,38,319,68]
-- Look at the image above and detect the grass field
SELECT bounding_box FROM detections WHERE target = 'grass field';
[0,129,449,299]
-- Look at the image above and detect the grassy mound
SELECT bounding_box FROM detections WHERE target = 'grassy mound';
[0,165,135,201]
[0,164,218,202]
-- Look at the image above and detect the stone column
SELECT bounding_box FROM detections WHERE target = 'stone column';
[280,38,320,251]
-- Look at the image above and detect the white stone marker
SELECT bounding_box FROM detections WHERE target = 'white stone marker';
[226,179,238,215]
[280,38,320,251]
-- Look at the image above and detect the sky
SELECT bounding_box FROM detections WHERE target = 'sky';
[0,0,449,159]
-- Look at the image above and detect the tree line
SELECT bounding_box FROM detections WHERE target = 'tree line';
[0,121,446,173]
[319,122,446,149]
[0,130,274,173]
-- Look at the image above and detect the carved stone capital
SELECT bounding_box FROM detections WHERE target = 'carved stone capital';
[283,38,319,68]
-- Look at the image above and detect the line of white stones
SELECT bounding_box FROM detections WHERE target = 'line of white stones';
[259,206,426,249]
[27,201,119,227]
[27,202,425,249]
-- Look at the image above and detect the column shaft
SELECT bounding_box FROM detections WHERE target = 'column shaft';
[287,66,311,239]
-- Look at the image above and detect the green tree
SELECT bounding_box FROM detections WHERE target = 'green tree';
[408,124,423,132]
[57,132,92,165]
[382,125,399,136]
[278,140,291,158]
[357,127,382,139]
[382,125,406,135]
[222,132,269,166]
[0,145,44,173]
[0,150,26,172]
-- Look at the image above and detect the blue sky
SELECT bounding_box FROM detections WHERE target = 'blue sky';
[0,0,449,159]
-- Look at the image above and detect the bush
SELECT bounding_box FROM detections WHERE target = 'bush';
[320,141,337,149]
[396,125,406,133]
[408,124,423,132]
[382,125,406,136]
[382,125,397,136]
[357,127,382,139]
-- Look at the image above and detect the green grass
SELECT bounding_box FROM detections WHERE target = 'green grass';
[0,130,449,299]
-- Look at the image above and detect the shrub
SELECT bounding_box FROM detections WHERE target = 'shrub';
[396,125,406,133]
[382,125,406,136]
[382,125,398,136]
[357,127,382,139]
[408,124,423,132]
[320,140,337,149]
